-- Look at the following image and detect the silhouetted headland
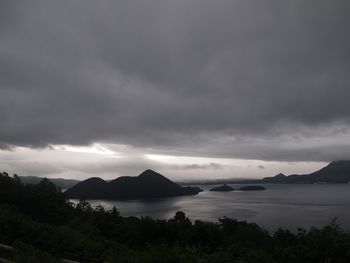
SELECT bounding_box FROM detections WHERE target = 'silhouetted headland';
[262,160,350,184]
[210,184,234,191]
[64,169,203,199]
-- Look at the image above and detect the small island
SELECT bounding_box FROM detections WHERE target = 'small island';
[238,185,266,191]
[210,184,234,192]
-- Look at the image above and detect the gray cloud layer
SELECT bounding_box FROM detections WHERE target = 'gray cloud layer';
[1,0,350,161]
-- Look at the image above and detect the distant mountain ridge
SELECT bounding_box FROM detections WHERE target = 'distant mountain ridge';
[262,161,350,184]
[19,176,80,189]
[65,169,203,199]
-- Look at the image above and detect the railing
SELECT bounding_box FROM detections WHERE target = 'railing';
[63,251,104,263]
[0,243,106,263]
[0,244,14,263]
[62,260,80,263]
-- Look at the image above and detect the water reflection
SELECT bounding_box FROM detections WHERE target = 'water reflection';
[72,184,350,231]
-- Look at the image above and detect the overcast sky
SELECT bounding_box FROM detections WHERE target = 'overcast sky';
[1,1,349,180]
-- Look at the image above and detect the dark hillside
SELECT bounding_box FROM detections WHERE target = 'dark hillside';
[65,169,202,199]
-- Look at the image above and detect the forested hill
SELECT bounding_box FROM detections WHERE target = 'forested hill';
[64,169,202,199]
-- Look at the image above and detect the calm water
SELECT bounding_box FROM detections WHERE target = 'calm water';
[73,184,350,232]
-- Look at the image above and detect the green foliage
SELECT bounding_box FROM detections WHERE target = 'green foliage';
[1,172,350,262]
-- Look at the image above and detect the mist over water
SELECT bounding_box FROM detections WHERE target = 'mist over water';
[72,184,350,232]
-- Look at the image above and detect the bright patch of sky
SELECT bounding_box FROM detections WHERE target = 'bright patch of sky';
[0,144,326,182]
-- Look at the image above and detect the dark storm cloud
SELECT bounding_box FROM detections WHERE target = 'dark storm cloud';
[1,0,350,161]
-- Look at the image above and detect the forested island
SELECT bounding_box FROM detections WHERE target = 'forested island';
[1,171,350,262]
[209,184,234,191]
[65,169,202,199]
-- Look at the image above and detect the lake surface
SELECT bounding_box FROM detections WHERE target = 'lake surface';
[73,184,350,232]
